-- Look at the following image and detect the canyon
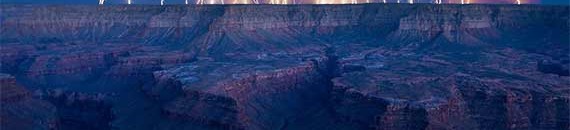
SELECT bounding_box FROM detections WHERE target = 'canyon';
[1,4,569,130]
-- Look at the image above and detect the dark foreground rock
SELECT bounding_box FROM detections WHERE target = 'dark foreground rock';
[0,73,57,130]
[0,4,568,130]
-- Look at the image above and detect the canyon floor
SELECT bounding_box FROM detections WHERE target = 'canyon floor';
[1,4,569,130]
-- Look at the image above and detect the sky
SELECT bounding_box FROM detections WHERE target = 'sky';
[0,0,568,5]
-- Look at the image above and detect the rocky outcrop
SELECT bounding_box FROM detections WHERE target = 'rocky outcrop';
[330,47,570,130]
[1,74,115,130]
[152,52,336,129]
[36,89,114,130]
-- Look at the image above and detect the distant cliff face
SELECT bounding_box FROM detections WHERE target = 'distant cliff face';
[1,5,567,49]
[0,4,568,130]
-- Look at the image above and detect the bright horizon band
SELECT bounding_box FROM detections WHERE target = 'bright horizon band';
[95,0,536,5]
